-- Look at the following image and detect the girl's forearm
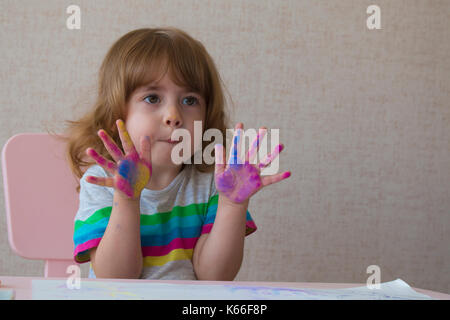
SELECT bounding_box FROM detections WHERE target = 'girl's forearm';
[92,192,143,279]
[195,195,249,281]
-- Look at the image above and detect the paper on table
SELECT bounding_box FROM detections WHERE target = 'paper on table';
[0,289,15,300]
[31,278,433,300]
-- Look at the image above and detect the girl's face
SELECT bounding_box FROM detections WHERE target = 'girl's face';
[124,72,206,170]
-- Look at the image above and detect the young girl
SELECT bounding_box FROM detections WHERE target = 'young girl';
[64,27,291,280]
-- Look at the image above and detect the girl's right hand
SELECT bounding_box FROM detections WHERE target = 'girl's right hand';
[85,119,152,200]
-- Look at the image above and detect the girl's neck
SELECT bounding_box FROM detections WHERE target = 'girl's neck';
[144,163,185,191]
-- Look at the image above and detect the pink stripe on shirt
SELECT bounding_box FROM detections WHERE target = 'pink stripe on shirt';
[141,237,199,257]
[73,237,101,260]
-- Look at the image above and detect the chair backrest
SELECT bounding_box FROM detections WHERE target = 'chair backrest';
[1,133,79,277]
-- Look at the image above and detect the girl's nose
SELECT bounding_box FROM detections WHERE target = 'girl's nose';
[164,112,182,127]
[165,117,181,127]
[163,102,183,127]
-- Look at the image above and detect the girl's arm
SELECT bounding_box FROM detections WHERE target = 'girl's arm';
[193,196,248,281]
[90,191,143,279]
[193,122,291,281]
[85,119,152,279]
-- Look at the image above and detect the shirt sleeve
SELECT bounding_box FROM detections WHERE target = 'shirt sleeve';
[201,179,257,236]
[73,165,114,263]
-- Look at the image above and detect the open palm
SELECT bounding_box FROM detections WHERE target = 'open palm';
[214,123,291,204]
[85,119,152,200]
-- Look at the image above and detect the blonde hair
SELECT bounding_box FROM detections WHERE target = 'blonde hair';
[51,27,232,193]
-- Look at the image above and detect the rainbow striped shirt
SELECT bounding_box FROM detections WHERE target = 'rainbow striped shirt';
[73,164,257,279]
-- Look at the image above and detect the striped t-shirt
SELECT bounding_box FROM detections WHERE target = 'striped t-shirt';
[73,164,257,280]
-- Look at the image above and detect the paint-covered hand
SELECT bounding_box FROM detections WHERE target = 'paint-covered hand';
[214,123,291,204]
[85,119,152,200]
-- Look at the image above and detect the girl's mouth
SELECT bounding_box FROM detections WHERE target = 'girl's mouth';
[164,138,182,144]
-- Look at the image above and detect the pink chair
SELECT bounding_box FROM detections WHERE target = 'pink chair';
[1,133,79,277]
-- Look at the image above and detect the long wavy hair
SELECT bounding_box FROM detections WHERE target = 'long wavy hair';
[50,27,232,193]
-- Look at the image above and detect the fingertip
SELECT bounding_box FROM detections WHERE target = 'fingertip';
[283,171,291,179]
[116,119,126,132]
[98,129,107,139]
[259,127,268,136]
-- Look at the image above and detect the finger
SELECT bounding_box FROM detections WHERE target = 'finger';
[258,143,284,169]
[228,123,243,166]
[85,176,115,188]
[245,126,267,165]
[98,129,125,163]
[214,143,225,175]
[86,148,117,175]
[139,135,152,169]
[261,171,291,188]
[116,119,138,160]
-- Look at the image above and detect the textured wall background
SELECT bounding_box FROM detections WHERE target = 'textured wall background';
[0,0,449,293]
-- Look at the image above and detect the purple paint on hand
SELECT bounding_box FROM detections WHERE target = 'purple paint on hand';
[215,162,262,203]
[214,124,290,204]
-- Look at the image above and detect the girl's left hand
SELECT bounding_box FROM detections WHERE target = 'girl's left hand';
[214,122,291,204]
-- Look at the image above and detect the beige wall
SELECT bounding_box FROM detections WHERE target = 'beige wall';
[0,0,449,294]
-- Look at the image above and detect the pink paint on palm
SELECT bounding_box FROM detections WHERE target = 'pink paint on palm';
[216,163,262,203]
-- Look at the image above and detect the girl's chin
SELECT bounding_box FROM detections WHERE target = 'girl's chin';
[150,158,185,168]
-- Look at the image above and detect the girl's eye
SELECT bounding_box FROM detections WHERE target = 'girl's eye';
[144,94,160,104]
[144,94,199,106]
[182,96,199,106]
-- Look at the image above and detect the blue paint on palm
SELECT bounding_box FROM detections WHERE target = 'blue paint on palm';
[118,159,137,185]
